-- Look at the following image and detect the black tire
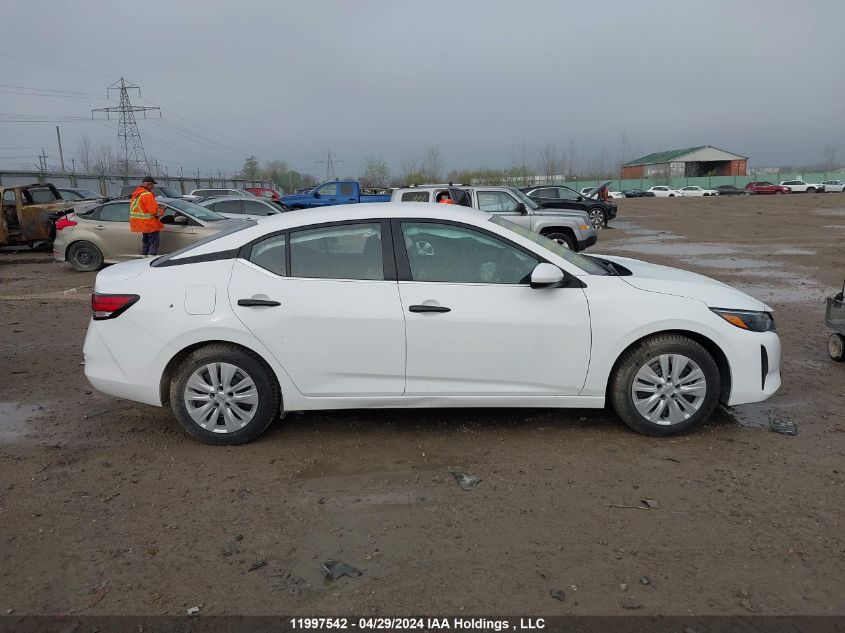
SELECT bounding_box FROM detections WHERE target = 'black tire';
[609,334,721,436]
[775,190,783,195]
[828,333,845,362]
[543,231,575,250]
[169,343,281,445]
[669,194,675,197]
[67,241,104,272]
[586,207,606,230]
[806,187,816,194]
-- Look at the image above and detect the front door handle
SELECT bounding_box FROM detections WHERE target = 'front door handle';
[237,299,281,307]
[409,304,450,313]
[95,225,105,230]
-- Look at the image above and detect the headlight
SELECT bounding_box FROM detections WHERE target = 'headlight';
[711,308,776,332]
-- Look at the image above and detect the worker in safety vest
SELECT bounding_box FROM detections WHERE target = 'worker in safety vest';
[436,191,454,204]
[129,176,165,257]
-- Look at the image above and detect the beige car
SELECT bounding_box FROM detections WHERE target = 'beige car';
[53,197,240,271]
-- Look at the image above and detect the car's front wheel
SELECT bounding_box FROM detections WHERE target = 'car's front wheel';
[170,344,281,445]
[828,333,845,362]
[543,231,575,250]
[67,241,104,272]
[587,207,606,230]
[806,187,817,194]
[609,334,720,436]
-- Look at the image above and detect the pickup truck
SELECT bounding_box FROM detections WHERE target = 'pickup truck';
[280,180,391,209]
[391,185,597,251]
[1,183,76,246]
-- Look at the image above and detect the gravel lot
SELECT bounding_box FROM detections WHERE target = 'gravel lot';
[1,193,843,616]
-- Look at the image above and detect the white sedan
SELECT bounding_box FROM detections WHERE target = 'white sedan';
[646,186,684,197]
[83,204,781,445]
[678,186,719,197]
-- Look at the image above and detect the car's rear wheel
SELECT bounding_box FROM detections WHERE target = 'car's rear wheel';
[170,344,281,445]
[587,207,606,230]
[775,190,783,195]
[807,187,816,194]
[67,241,104,272]
[543,231,574,250]
[609,334,720,436]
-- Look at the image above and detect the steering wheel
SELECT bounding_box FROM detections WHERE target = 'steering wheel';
[414,240,435,256]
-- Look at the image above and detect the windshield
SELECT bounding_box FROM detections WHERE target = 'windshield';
[507,187,539,210]
[165,198,227,222]
[489,216,606,275]
[158,186,182,198]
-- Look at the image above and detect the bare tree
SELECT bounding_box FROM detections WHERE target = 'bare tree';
[420,145,442,183]
[360,157,391,188]
[537,144,561,183]
[823,145,839,172]
[566,139,579,179]
[75,137,93,172]
[92,144,115,175]
[400,150,419,184]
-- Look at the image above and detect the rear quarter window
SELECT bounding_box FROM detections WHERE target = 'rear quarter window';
[401,191,430,202]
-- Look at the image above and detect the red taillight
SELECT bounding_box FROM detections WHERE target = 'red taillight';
[55,216,77,231]
[91,293,139,320]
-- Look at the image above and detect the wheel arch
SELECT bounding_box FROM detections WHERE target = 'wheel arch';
[159,339,283,410]
[539,225,576,240]
[604,328,732,403]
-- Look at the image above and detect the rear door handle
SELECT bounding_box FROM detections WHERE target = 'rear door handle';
[409,304,450,313]
[95,225,105,230]
[237,299,281,307]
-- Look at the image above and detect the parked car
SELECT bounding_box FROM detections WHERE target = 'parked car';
[57,187,104,201]
[392,185,596,251]
[188,188,257,199]
[280,180,391,209]
[779,179,821,193]
[623,189,655,198]
[820,180,845,193]
[197,196,283,220]
[82,203,781,445]
[745,181,791,195]
[678,186,719,197]
[244,187,282,200]
[119,184,185,199]
[646,186,684,197]
[53,198,238,271]
[519,183,618,230]
[1,183,75,246]
[713,185,749,196]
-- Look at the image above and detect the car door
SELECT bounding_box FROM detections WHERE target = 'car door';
[394,220,591,395]
[158,207,196,253]
[313,182,338,207]
[229,220,406,396]
[241,200,276,220]
[91,202,138,260]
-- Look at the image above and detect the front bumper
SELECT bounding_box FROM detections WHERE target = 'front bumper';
[606,205,617,220]
[576,235,598,251]
[725,331,781,406]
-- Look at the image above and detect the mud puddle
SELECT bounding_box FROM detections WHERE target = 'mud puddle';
[713,400,801,432]
[0,402,41,442]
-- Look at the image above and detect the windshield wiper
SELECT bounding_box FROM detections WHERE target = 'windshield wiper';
[585,255,620,276]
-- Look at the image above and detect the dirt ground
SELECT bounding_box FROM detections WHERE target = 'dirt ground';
[1,193,844,617]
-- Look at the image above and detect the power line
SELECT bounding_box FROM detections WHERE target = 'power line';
[0,52,113,78]
[0,82,104,97]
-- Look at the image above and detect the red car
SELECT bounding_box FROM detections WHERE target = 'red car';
[745,181,791,195]
[244,187,281,201]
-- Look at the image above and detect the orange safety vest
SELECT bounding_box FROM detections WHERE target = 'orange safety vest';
[129,187,164,233]
[437,198,454,204]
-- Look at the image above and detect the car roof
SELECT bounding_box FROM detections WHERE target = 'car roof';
[197,195,270,204]
[168,203,491,258]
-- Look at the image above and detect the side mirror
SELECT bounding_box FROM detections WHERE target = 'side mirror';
[530,263,565,289]
[172,215,188,225]
[515,202,527,214]
[312,191,320,198]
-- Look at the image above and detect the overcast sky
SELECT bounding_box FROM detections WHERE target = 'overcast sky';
[1,0,843,179]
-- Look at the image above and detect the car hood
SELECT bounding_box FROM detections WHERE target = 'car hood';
[534,209,591,222]
[584,180,612,199]
[597,254,771,311]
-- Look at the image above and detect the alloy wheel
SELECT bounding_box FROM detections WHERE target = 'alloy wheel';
[631,354,707,425]
[588,208,605,230]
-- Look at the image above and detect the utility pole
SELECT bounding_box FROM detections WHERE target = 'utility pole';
[92,78,160,177]
[317,149,342,180]
[154,159,159,176]
[55,126,65,172]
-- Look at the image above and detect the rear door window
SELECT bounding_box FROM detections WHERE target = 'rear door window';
[212,200,244,214]
[290,223,383,280]
[242,200,274,216]
[99,202,130,222]
[401,191,430,202]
